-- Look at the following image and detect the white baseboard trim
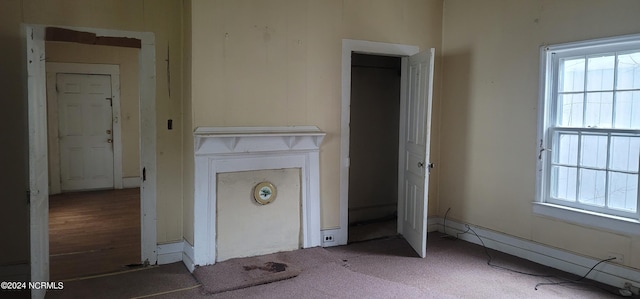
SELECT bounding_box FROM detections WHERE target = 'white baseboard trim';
[122,177,141,188]
[0,263,29,281]
[157,240,196,273]
[427,217,440,232]
[157,242,183,265]
[182,240,195,273]
[431,217,640,291]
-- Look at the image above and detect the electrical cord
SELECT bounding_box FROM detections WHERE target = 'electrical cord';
[442,208,452,236]
[443,209,550,276]
[443,211,627,296]
[534,257,616,290]
[461,224,555,277]
[442,207,471,239]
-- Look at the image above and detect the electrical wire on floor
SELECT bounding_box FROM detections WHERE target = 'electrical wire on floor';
[443,208,550,276]
[442,208,630,297]
[534,257,615,290]
[461,223,554,277]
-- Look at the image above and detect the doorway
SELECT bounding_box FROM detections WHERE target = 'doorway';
[45,59,141,279]
[338,40,434,257]
[26,25,157,290]
[348,53,401,243]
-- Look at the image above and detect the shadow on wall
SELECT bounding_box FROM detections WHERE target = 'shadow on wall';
[0,31,31,281]
[439,49,473,222]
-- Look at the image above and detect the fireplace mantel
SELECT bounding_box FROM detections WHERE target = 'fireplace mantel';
[194,126,326,155]
[191,126,326,267]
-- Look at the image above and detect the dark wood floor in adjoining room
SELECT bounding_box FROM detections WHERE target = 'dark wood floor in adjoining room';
[49,188,141,281]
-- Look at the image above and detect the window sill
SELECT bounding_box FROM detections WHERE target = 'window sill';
[532,202,640,236]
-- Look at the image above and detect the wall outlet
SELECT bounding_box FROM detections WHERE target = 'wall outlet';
[624,282,640,295]
[607,252,624,264]
[323,234,335,243]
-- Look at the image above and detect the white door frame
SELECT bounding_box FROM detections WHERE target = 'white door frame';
[46,63,123,194]
[26,24,158,271]
[338,39,420,245]
[25,24,49,299]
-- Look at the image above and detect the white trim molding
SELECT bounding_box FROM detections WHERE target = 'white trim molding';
[339,39,420,247]
[157,242,183,265]
[533,203,640,236]
[432,217,640,291]
[182,241,195,273]
[157,240,195,273]
[193,126,326,267]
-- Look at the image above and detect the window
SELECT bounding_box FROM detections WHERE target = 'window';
[538,34,640,225]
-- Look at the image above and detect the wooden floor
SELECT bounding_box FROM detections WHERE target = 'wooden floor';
[49,188,141,280]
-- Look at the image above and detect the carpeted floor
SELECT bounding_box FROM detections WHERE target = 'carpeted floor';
[42,232,636,299]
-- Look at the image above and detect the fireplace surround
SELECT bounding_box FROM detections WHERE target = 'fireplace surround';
[192,126,326,266]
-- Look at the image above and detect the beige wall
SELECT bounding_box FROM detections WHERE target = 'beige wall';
[216,169,301,261]
[187,0,444,243]
[440,0,640,269]
[45,42,141,180]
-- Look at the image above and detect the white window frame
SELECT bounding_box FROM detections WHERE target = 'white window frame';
[535,34,640,235]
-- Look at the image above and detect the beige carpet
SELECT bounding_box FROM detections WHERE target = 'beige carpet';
[42,233,630,299]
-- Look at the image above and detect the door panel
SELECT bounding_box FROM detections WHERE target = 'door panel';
[399,49,435,258]
[57,73,114,191]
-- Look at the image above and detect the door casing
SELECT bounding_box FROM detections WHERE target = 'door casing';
[338,39,431,247]
[26,25,157,294]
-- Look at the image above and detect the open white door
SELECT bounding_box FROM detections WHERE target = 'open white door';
[398,49,435,258]
[26,25,49,299]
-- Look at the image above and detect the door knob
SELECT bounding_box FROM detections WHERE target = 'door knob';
[106,129,112,134]
[417,162,425,168]
[107,139,113,143]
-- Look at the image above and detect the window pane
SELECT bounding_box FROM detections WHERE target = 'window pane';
[551,166,577,201]
[609,136,640,172]
[617,52,640,90]
[578,169,606,206]
[608,172,638,212]
[560,58,585,92]
[558,93,583,127]
[580,134,608,169]
[586,55,615,91]
[555,133,578,165]
[614,91,640,129]
[585,92,613,128]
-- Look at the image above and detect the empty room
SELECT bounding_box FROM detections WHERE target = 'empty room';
[1,0,639,298]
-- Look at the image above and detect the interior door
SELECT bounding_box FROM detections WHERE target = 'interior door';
[398,49,435,258]
[57,73,115,191]
[27,25,49,299]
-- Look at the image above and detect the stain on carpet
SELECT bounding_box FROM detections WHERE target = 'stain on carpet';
[243,262,288,273]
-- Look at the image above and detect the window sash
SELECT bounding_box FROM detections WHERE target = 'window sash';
[545,127,640,218]
[542,36,640,220]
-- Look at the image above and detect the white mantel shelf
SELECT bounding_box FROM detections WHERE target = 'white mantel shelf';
[194,126,325,155]
[192,126,326,268]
